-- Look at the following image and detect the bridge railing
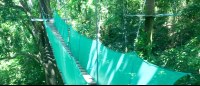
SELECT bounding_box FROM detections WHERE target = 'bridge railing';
[52,11,191,85]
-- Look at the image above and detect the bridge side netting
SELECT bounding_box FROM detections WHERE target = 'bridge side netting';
[53,12,69,46]
[69,26,81,60]
[53,11,191,85]
[43,15,87,85]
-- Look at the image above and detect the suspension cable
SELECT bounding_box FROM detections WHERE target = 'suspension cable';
[133,0,146,51]
[95,0,99,84]
[129,0,146,85]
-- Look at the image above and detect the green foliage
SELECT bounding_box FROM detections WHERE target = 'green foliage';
[1,0,200,85]
[55,0,200,85]
[0,21,45,85]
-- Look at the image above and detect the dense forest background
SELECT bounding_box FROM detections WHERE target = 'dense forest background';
[0,0,200,85]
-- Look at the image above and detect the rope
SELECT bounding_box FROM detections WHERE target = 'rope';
[95,0,99,84]
[129,0,146,85]
[63,0,67,22]
[133,0,146,51]
[125,13,180,17]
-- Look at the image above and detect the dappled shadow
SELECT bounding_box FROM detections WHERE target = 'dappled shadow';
[73,31,190,85]
[97,43,134,85]
[45,21,87,85]
[68,26,190,85]
[50,12,191,85]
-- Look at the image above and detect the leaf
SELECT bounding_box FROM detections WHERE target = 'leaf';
[197,35,200,41]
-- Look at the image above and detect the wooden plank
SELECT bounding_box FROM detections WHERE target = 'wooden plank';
[81,72,88,75]
[80,69,86,72]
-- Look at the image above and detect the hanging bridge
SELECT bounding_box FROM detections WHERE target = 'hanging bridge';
[41,11,191,85]
[46,20,97,85]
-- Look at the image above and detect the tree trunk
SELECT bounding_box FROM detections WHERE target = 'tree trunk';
[17,0,62,84]
[9,0,62,85]
[144,0,155,60]
[38,0,60,85]
[39,0,52,18]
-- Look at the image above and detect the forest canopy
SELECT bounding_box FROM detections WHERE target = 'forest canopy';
[0,0,200,85]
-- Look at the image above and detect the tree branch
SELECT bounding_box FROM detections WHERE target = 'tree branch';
[59,0,70,11]
[5,57,30,81]
[21,20,39,48]
[8,0,41,36]
[16,9,41,54]
[0,53,36,61]
[53,0,57,10]
[0,52,42,66]
[13,5,26,13]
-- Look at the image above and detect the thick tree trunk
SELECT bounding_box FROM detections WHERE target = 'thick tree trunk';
[39,0,52,18]
[15,0,60,85]
[38,0,60,85]
[17,0,62,84]
[144,0,155,60]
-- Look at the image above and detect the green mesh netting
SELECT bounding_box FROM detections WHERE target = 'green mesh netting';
[69,26,81,60]
[69,26,191,85]
[55,14,190,85]
[43,14,87,85]
[53,12,69,46]
[50,11,191,85]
